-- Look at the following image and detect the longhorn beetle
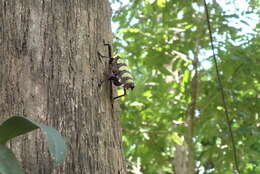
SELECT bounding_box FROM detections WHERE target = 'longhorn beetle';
[98,41,135,99]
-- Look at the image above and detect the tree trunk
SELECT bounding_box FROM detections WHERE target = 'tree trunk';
[0,0,126,173]
[174,41,199,174]
[174,143,189,174]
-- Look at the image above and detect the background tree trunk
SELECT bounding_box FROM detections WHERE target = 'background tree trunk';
[173,41,199,174]
[0,0,126,173]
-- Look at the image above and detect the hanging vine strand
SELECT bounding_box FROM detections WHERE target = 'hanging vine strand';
[202,0,241,174]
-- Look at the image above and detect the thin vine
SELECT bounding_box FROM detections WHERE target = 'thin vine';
[202,0,241,174]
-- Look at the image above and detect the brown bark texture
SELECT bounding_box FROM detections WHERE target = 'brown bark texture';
[0,0,126,174]
[174,143,189,174]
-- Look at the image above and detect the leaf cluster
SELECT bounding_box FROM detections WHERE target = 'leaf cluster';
[112,0,260,173]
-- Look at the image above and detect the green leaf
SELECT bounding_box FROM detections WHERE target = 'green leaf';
[182,69,190,84]
[170,132,183,145]
[0,144,25,174]
[157,0,166,8]
[0,116,67,165]
[0,116,38,144]
[37,124,67,165]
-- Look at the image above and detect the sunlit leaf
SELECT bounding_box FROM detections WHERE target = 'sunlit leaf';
[157,0,166,8]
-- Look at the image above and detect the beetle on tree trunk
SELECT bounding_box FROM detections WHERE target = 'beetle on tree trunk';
[98,40,135,99]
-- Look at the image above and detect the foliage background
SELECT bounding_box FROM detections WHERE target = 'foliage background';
[111,0,260,173]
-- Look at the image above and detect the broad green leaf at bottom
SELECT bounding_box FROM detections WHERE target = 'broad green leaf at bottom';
[0,144,25,174]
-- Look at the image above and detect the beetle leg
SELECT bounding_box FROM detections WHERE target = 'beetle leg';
[113,87,127,100]
[98,50,112,58]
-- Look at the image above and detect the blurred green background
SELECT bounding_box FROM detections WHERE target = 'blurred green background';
[111,0,260,173]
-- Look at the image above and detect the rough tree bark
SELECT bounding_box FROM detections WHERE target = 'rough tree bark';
[0,0,126,174]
